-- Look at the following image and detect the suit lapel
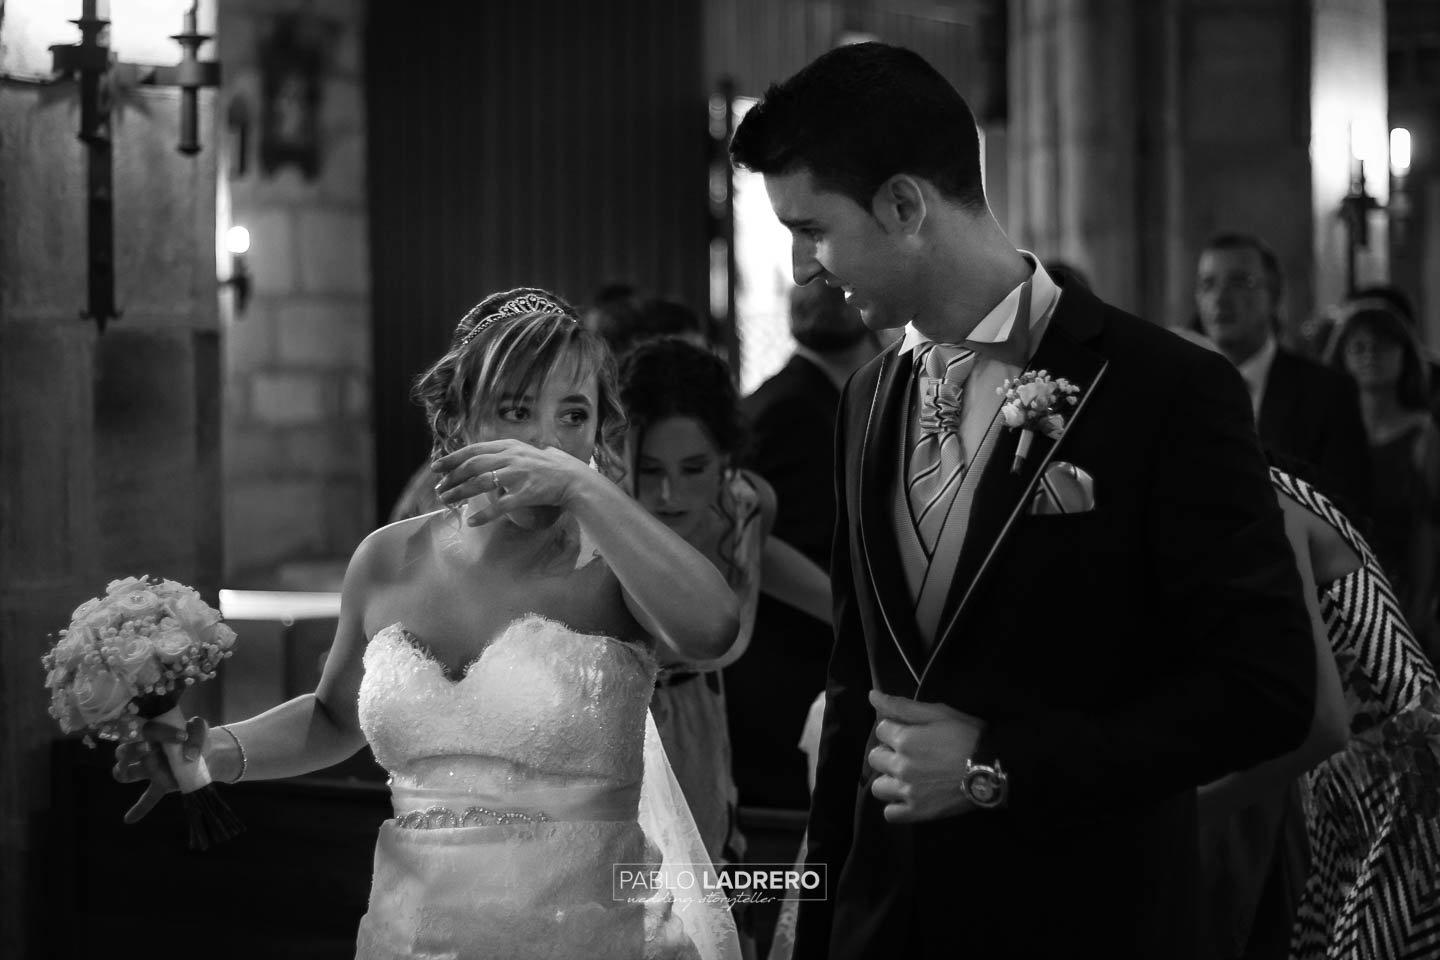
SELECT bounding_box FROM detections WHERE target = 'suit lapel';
[855,345,928,684]
[1256,349,1296,449]
[917,289,1110,689]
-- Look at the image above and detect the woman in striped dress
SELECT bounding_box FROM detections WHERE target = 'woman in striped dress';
[1271,468,1440,959]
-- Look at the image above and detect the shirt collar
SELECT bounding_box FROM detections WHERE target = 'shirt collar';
[899,252,1061,361]
[1235,335,1278,394]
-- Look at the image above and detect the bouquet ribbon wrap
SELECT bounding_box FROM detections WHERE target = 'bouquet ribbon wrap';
[134,694,243,851]
[152,704,213,793]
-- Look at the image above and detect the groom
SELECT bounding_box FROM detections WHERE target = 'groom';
[730,43,1318,959]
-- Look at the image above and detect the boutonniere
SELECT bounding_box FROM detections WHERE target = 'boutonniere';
[997,370,1081,474]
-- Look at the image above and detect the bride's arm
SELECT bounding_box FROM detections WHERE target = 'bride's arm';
[116,532,382,818]
[566,469,740,660]
[432,439,739,659]
[206,537,382,782]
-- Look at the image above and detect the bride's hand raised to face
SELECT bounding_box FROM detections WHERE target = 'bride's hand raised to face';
[432,439,598,526]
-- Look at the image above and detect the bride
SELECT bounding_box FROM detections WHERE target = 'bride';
[113,288,744,960]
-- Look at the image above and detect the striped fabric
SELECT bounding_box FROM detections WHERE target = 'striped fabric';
[907,343,976,554]
[1272,468,1440,960]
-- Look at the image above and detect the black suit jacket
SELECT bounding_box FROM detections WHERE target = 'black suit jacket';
[796,285,1316,959]
[742,354,842,564]
[1258,348,1372,520]
[729,355,841,808]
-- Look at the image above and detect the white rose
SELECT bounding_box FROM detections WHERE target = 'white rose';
[110,633,156,682]
[208,622,237,652]
[72,664,133,724]
[83,601,120,632]
[151,627,194,662]
[1001,404,1026,429]
[1016,382,1043,407]
[132,658,162,689]
[168,592,219,633]
[70,597,102,621]
[106,576,149,596]
[114,589,161,619]
[51,626,93,668]
[49,686,84,733]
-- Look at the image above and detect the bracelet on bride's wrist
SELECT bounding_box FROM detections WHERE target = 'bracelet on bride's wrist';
[219,726,248,784]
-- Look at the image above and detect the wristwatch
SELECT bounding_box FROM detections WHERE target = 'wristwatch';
[961,758,1009,809]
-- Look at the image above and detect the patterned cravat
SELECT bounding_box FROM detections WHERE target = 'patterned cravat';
[907,342,977,554]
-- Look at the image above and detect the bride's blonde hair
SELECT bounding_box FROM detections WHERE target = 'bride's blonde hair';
[413,288,627,481]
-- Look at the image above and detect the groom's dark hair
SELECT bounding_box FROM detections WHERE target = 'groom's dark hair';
[729,42,986,214]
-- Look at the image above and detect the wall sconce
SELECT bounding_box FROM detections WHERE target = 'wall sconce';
[1339,124,1413,297]
[220,225,252,315]
[49,1,222,332]
[1389,127,1413,250]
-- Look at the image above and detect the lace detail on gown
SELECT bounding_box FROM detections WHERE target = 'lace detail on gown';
[353,615,739,960]
[361,616,654,786]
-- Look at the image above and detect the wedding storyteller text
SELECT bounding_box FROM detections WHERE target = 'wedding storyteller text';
[613,863,827,905]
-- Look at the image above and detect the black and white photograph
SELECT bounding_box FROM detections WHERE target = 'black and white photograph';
[2,1,1438,958]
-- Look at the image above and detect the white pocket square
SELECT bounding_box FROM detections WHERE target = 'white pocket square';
[1027,461,1096,515]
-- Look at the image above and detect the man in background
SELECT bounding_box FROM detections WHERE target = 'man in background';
[1195,232,1372,517]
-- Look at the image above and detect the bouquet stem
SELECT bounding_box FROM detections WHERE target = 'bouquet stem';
[151,705,245,851]
[1011,430,1035,475]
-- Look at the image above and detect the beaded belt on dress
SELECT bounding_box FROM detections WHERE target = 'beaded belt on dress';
[387,758,642,828]
[395,804,552,830]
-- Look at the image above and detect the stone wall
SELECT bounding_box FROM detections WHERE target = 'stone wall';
[0,2,221,953]
[218,0,371,586]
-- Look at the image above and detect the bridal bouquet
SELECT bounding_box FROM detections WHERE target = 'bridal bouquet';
[42,575,243,849]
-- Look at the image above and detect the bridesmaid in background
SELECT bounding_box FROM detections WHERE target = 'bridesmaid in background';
[1328,299,1440,665]
[619,338,830,870]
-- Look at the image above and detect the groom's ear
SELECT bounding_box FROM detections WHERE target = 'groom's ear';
[872,175,927,237]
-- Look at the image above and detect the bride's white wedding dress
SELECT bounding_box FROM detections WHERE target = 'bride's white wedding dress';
[354,615,740,959]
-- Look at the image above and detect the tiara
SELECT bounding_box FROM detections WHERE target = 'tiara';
[458,292,576,346]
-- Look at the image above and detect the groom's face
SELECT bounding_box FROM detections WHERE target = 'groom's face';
[765,168,914,331]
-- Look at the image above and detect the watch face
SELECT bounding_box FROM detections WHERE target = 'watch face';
[967,772,999,805]
[964,766,1007,807]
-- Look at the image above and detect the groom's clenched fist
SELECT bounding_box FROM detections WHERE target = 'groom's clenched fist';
[867,690,984,823]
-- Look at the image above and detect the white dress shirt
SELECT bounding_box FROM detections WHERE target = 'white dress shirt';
[1234,335,1278,421]
[898,253,1063,467]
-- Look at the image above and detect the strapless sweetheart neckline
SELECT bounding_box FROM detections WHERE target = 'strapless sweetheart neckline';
[371,616,648,684]
[375,623,483,683]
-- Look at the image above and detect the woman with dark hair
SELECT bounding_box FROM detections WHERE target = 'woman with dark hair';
[115,289,743,959]
[1328,300,1440,660]
[1269,469,1440,960]
[619,338,830,872]
[584,287,711,360]
[1192,461,1440,960]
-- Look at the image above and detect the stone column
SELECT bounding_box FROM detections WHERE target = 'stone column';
[1006,0,1382,338]
[1007,0,1140,312]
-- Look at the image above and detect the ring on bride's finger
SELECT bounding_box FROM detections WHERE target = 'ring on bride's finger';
[489,470,501,490]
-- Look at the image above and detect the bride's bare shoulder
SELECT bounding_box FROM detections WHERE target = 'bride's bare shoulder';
[347,511,449,589]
